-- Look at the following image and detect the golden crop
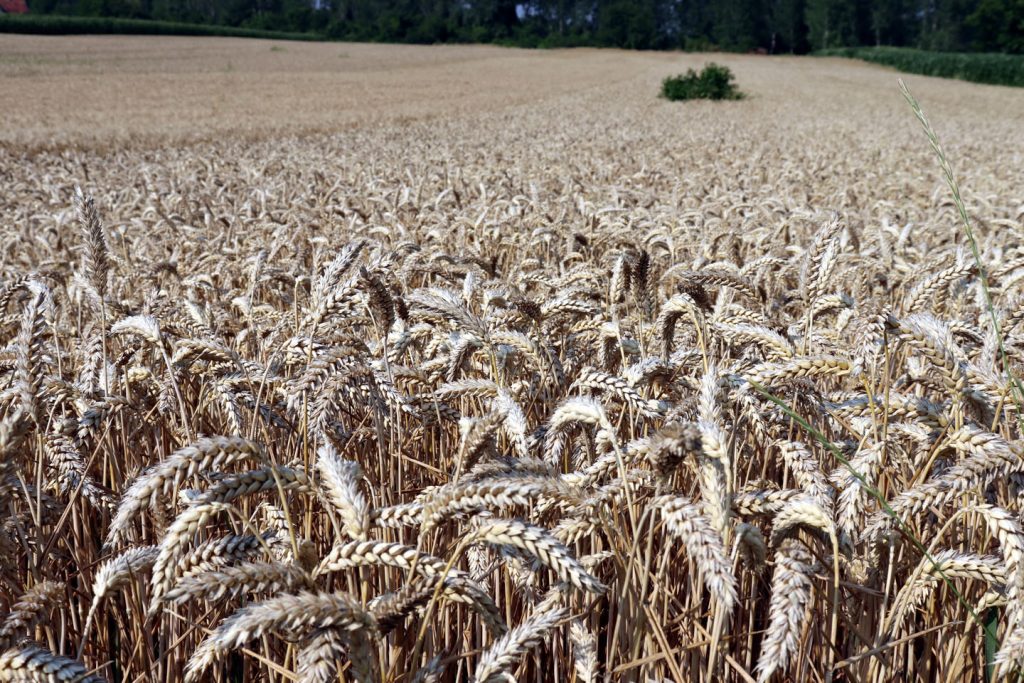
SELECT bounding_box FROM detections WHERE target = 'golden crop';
[2,35,1024,683]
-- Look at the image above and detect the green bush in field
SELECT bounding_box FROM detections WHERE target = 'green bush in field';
[818,47,1024,88]
[660,63,744,101]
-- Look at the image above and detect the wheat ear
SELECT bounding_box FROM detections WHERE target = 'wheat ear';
[184,591,377,683]
[473,607,566,683]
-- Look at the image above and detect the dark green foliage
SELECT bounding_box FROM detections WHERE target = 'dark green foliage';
[969,0,1024,53]
[805,0,866,50]
[769,0,810,54]
[819,46,1024,87]
[0,13,319,40]
[10,0,1024,54]
[713,0,766,51]
[596,0,658,50]
[661,63,744,100]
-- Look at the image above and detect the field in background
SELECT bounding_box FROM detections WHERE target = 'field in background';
[0,35,703,149]
[3,37,1024,682]
[819,46,1024,88]
[2,35,1022,151]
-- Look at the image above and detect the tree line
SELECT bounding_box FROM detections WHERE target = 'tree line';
[25,0,1024,53]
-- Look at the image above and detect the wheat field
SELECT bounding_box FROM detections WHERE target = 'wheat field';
[2,35,1024,683]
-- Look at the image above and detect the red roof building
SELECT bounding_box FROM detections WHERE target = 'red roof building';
[0,0,29,13]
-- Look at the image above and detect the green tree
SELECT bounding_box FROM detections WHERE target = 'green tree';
[675,0,714,48]
[806,0,861,48]
[596,0,656,48]
[869,0,909,45]
[713,0,765,50]
[969,0,1024,52]
[768,0,809,52]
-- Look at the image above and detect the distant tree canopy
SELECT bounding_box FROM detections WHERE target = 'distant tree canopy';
[25,0,1024,53]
